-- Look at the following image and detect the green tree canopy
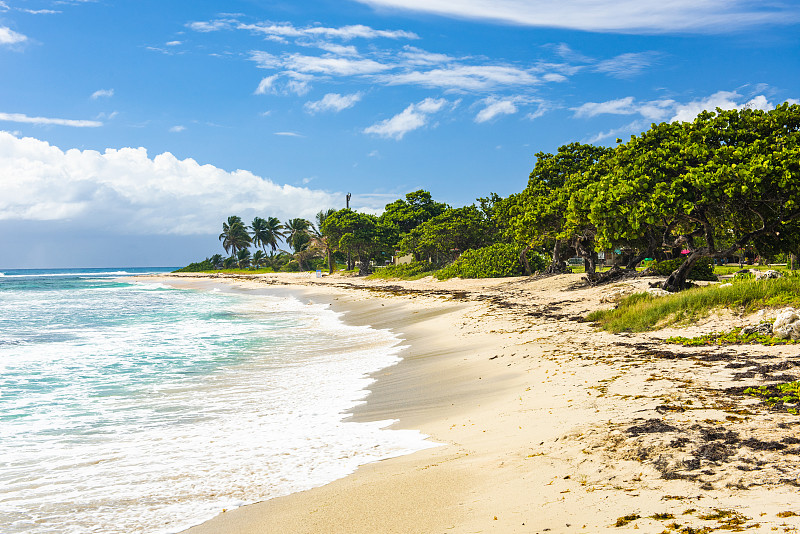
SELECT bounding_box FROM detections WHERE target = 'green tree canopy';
[508,143,611,274]
[582,103,800,290]
[379,189,449,237]
[322,209,396,275]
[399,205,492,263]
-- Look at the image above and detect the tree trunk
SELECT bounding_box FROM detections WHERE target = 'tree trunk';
[327,249,334,274]
[545,239,567,274]
[662,253,701,292]
[791,253,798,270]
[520,244,532,276]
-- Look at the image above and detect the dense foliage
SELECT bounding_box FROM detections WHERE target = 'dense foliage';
[435,243,547,280]
[180,103,800,286]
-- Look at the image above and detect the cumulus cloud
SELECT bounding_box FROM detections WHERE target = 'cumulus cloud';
[670,91,772,122]
[91,88,114,100]
[363,97,448,140]
[475,97,519,123]
[0,26,27,45]
[304,92,363,114]
[351,0,800,34]
[0,131,339,234]
[0,112,102,128]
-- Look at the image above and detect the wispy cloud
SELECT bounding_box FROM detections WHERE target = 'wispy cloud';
[351,0,800,34]
[237,21,418,41]
[91,88,114,100]
[363,97,449,140]
[380,65,540,91]
[475,96,519,123]
[19,8,60,14]
[169,125,186,133]
[274,131,304,137]
[254,71,313,96]
[305,92,363,114]
[0,112,102,128]
[0,26,27,46]
[594,52,660,78]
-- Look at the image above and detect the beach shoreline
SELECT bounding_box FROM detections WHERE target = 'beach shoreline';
[142,272,800,533]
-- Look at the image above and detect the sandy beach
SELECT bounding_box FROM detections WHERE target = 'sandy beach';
[146,272,800,533]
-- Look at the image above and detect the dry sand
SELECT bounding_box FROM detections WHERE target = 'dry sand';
[145,272,800,533]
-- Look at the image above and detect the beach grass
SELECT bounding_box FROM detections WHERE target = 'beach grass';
[587,275,800,333]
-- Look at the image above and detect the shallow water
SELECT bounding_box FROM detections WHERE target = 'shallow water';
[0,269,434,533]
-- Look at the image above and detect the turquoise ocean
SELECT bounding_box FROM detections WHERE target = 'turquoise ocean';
[0,268,433,533]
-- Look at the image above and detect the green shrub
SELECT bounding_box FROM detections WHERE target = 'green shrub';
[282,260,300,272]
[174,259,214,273]
[651,257,717,281]
[435,243,548,280]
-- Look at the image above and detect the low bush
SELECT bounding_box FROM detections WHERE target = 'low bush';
[435,243,548,280]
[174,259,214,273]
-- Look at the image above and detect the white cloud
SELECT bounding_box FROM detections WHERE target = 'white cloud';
[254,72,312,96]
[304,92,363,114]
[169,125,186,133]
[381,65,539,91]
[284,54,390,76]
[475,97,518,123]
[274,131,304,137]
[187,20,234,32]
[351,0,800,34]
[363,97,448,140]
[0,2,8,11]
[572,97,675,121]
[0,131,339,234]
[572,97,639,118]
[236,21,418,41]
[91,88,114,100]
[670,91,772,122]
[0,26,27,45]
[586,120,649,144]
[594,52,659,78]
[0,112,102,128]
[166,40,182,46]
[20,8,60,14]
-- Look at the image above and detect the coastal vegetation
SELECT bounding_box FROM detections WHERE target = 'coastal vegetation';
[179,104,800,292]
[587,273,800,333]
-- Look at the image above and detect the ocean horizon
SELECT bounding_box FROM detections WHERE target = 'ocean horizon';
[0,268,434,533]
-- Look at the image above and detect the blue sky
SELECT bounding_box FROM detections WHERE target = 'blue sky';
[1,0,798,268]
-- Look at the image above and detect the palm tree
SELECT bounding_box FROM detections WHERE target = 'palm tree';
[310,209,337,274]
[236,248,252,269]
[209,254,224,270]
[250,216,285,253]
[284,218,311,253]
[252,249,265,269]
[219,216,251,258]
